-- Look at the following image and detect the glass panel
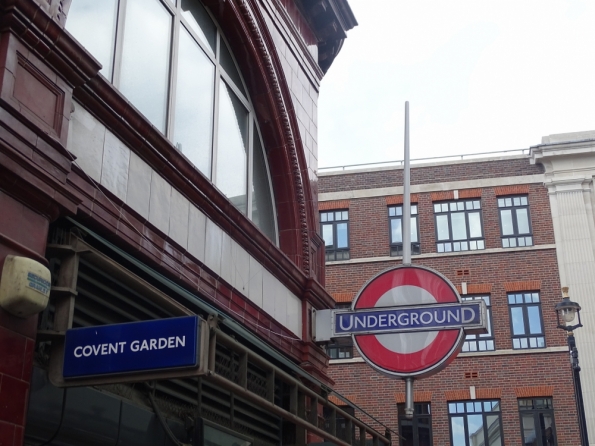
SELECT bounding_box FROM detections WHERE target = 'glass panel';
[466,402,474,412]
[450,203,457,211]
[342,211,348,220]
[467,414,484,446]
[473,200,481,209]
[541,413,555,445]
[327,213,334,222]
[436,215,450,240]
[389,207,395,217]
[510,238,517,247]
[216,81,248,212]
[66,0,118,79]
[486,415,502,446]
[120,0,172,132]
[418,417,432,446]
[457,202,465,211]
[451,417,466,446]
[442,203,449,212]
[470,240,477,250]
[396,207,403,216]
[532,293,539,302]
[527,306,542,334]
[522,414,536,445]
[517,208,530,234]
[477,240,485,249]
[220,39,247,96]
[502,238,509,248]
[511,307,526,335]
[513,338,520,349]
[251,128,276,241]
[337,223,348,248]
[468,212,482,238]
[449,403,457,414]
[335,211,342,220]
[322,225,333,247]
[400,418,414,446]
[521,338,528,348]
[457,403,465,413]
[411,217,419,242]
[500,209,514,235]
[451,212,467,240]
[434,204,441,213]
[521,196,528,205]
[181,0,216,53]
[526,236,533,246]
[174,29,215,176]
[411,205,418,214]
[498,198,505,207]
[445,243,452,252]
[513,197,521,206]
[437,243,445,253]
[391,218,402,243]
[321,213,327,222]
[461,241,469,250]
[505,198,512,206]
[466,201,473,210]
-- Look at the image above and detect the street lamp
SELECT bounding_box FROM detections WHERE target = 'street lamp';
[555,287,589,446]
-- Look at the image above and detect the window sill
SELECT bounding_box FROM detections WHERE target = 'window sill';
[325,244,556,265]
[328,346,568,365]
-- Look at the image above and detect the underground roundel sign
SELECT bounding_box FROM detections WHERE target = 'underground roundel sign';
[322,265,487,378]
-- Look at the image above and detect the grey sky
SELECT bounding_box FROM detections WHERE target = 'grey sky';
[318,0,595,168]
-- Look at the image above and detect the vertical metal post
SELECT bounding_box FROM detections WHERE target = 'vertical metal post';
[569,333,589,445]
[405,376,414,419]
[403,101,411,266]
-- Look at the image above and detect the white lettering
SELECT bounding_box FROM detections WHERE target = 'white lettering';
[176,336,185,348]
[388,314,397,327]
[367,315,378,328]
[140,340,149,351]
[420,312,433,324]
[119,341,127,353]
[82,345,92,357]
[355,315,366,329]
[74,346,83,358]
[339,314,353,331]
[434,310,446,323]
[398,313,409,326]
[410,313,419,325]
[101,344,108,355]
[150,339,157,350]
[447,310,460,323]
[108,343,118,354]
[92,344,101,356]
[130,340,140,352]
[462,307,476,323]
[168,337,175,348]
[378,314,387,327]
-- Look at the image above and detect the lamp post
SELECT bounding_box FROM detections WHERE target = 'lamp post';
[555,287,589,446]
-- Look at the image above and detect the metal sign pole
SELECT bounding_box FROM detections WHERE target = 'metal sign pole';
[403,102,411,266]
[403,101,414,418]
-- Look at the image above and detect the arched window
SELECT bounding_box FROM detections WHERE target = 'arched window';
[66,0,277,242]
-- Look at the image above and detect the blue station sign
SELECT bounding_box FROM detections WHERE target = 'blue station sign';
[334,301,484,336]
[63,316,200,378]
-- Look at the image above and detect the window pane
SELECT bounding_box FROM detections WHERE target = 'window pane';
[468,212,482,238]
[516,208,530,234]
[391,218,402,243]
[67,0,118,79]
[522,414,536,445]
[181,0,216,53]
[436,215,450,240]
[411,216,419,242]
[527,306,542,334]
[220,39,246,96]
[486,415,502,446]
[511,307,525,335]
[322,225,333,247]
[174,29,215,176]
[451,417,466,446]
[500,209,514,236]
[451,212,467,240]
[216,81,248,213]
[337,223,348,248]
[467,414,484,446]
[120,0,172,132]
[251,128,276,241]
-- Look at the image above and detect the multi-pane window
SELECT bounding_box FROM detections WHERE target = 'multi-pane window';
[66,0,277,241]
[321,210,349,261]
[498,196,533,248]
[519,398,556,446]
[508,292,545,349]
[434,200,484,253]
[398,403,432,446]
[448,400,503,446]
[389,205,420,256]
[461,296,495,352]
[326,337,354,360]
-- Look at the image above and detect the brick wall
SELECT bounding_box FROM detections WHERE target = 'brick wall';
[320,159,580,445]
[319,157,544,193]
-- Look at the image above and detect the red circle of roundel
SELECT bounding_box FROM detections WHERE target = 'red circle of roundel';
[353,266,463,376]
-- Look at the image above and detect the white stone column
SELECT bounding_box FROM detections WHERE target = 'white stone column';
[532,131,595,445]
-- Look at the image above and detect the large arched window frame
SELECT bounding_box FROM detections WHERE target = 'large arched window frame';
[66,0,277,243]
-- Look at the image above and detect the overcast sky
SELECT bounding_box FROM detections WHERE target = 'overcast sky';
[317,0,595,168]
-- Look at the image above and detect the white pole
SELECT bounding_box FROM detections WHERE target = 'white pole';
[403,102,411,266]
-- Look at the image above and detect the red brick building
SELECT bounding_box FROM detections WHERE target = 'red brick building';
[318,153,581,445]
[0,0,393,445]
